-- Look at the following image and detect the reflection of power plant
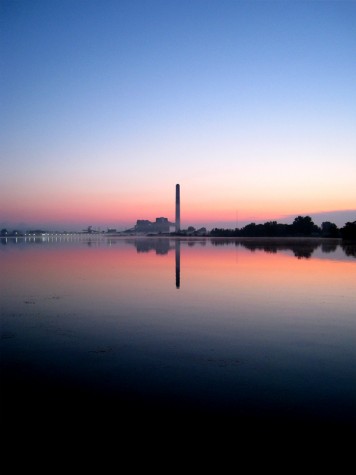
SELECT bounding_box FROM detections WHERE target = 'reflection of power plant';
[127,238,181,289]
[175,239,180,289]
[124,184,182,287]
[128,238,172,254]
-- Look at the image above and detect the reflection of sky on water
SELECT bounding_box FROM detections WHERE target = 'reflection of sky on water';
[2,237,355,348]
[1,237,355,468]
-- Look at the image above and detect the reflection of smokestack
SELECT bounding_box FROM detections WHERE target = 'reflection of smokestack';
[175,184,180,233]
[175,239,180,289]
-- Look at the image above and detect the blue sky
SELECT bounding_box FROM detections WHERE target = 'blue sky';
[1,0,355,230]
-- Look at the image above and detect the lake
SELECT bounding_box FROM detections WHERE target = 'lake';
[1,236,355,471]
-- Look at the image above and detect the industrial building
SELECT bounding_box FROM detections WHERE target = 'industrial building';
[132,217,173,234]
[125,184,181,235]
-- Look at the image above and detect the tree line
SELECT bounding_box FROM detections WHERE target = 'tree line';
[210,216,356,240]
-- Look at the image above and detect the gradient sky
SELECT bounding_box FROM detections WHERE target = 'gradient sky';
[1,0,355,231]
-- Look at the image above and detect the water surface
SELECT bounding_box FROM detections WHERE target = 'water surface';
[1,237,355,470]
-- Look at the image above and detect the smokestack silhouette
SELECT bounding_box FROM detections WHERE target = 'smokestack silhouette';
[175,184,180,232]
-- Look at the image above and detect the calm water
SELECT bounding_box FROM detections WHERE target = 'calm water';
[1,236,355,470]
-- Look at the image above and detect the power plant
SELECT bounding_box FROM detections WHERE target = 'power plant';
[126,184,181,234]
[175,183,180,233]
[124,183,206,235]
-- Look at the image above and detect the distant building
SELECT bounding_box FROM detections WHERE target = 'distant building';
[155,217,171,233]
[128,217,174,234]
[83,226,100,234]
[125,184,180,235]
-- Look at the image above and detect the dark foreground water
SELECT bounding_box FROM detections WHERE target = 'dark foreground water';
[1,236,355,471]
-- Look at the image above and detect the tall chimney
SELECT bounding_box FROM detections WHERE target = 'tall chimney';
[175,184,180,233]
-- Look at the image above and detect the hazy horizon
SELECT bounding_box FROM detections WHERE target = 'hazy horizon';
[1,208,355,233]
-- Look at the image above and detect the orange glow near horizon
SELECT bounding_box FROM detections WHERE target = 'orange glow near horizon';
[1,184,355,229]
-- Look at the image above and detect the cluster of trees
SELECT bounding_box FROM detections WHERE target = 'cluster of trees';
[210,216,356,240]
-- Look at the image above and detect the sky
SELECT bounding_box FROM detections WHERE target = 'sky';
[1,0,355,231]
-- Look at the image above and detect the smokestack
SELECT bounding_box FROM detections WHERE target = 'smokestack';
[175,184,180,232]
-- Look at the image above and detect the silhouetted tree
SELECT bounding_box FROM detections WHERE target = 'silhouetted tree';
[340,221,356,241]
[291,216,319,236]
[210,228,240,237]
[321,221,339,238]
[208,216,350,238]
[240,223,268,237]
[239,221,292,237]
